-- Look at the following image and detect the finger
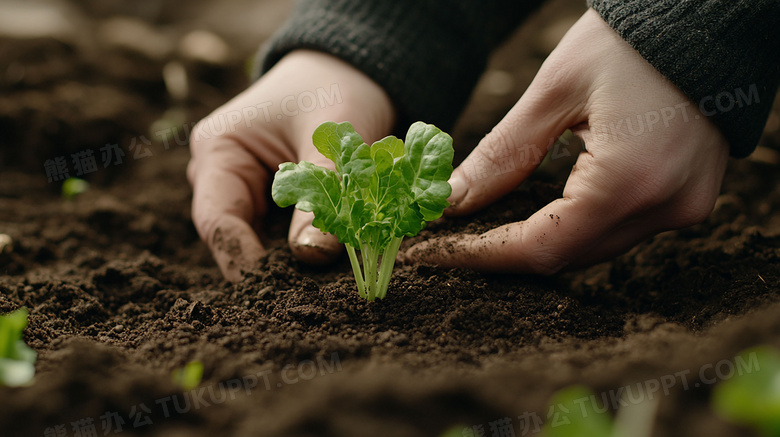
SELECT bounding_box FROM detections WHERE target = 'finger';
[288,210,342,264]
[188,139,268,282]
[409,193,682,273]
[407,145,646,273]
[407,196,604,274]
[207,214,266,282]
[286,146,342,264]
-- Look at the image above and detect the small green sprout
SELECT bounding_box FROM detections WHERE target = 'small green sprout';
[149,108,187,144]
[0,307,37,387]
[171,360,204,390]
[543,385,658,437]
[62,177,89,200]
[712,346,780,436]
[272,121,454,301]
[439,425,470,437]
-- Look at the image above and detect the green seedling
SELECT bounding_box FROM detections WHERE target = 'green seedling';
[171,360,204,391]
[272,121,454,301]
[543,385,658,437]
[149,107,187,144]
[62,177,89,200]
[0,307,37,387]
[712,346,780,436]
[439,425,469,437]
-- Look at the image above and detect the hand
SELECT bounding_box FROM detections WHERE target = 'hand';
[406,9,729,274]
[187,50,395,281]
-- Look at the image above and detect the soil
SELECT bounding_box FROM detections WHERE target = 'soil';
[1,1,780,437]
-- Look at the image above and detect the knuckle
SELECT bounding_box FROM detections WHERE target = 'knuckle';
[518,230,571,274]
[480,125,517,166]
[191,210,218,246]
[669,195,715,228]
[525,249,569,275]
[533,55,581,102]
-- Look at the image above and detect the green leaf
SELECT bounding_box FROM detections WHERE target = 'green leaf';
[171,360,204,391]
[392,201,425,238]
[343,142,374,190]
[62,177,89,200]
[370,137,424,242]
[543,385,614,437]
[271,161,349,242]
[401,122,454,222]
[367,148,400,213]
[371,135,405,159]
[0,308,37,387]
[0,308,29,360]
[712,346,780,436]
[311,121,367,174]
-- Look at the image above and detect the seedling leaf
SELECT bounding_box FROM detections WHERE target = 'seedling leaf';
[171,360,204,391]
[0,307,37,387]
[712,346,780,436]
[542,384,658,437]
[62,177,89,200]
[543,385,614,437]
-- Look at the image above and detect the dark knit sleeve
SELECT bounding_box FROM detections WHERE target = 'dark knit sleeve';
[588,0,780,158]
[256,0,545,133]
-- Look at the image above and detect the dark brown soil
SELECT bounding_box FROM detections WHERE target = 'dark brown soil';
[1,1,780,437]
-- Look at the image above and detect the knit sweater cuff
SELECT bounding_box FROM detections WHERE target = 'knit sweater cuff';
[257,0,538,133]
[588,0,780,158]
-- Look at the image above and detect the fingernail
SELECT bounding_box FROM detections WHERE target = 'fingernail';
[295,225,321,247]
[295,225,340,251]
[292,225,341,265]
[447,175,467,207]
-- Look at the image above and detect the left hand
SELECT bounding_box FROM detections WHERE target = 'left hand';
[406,9,729,274]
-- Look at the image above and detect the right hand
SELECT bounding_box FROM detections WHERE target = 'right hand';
[187,50,396,281]
[406,10,729,274]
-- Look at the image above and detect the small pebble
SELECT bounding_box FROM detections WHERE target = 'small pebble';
[113,324,125,333]
[257,285,274,298]
[0,234,13,253]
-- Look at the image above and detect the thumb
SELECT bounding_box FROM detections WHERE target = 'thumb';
[446,59,589,217]
[288,210,342,264]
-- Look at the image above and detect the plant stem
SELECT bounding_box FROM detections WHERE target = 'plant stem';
[345,244,366,299]
[362,244,379,301]
[376,237,403,300]
[349,238,403,301]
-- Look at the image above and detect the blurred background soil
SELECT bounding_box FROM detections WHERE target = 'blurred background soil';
[1,0,779,436]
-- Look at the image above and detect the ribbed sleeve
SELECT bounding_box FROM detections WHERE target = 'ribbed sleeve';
[588,0,780,157]
[256,0,545,133]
